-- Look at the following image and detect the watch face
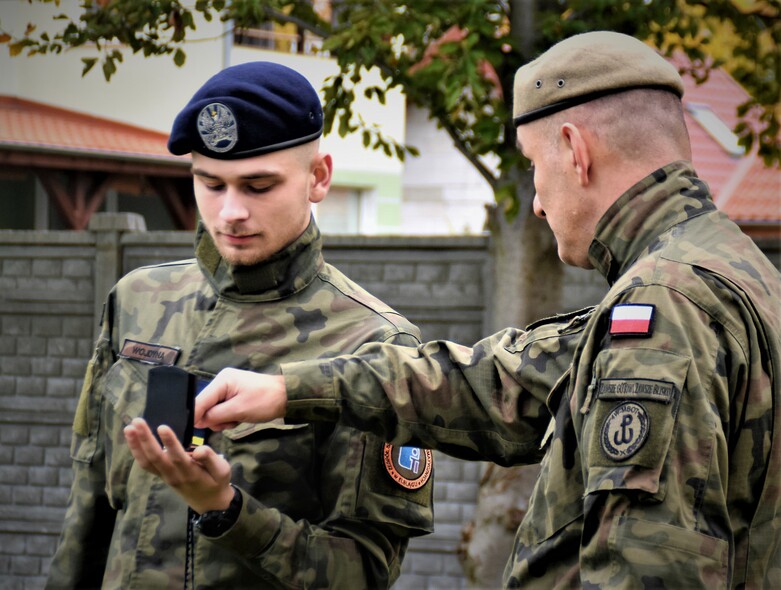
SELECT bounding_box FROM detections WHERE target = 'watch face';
[196,509,232,536]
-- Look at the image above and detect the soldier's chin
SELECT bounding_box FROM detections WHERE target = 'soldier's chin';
[557,245,594,270]
[217,244,267,267]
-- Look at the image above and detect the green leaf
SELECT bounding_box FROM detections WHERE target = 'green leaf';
[81,57,97,76]
[102,57,117,81]
[337,114,350,137]
[173,47,185,67]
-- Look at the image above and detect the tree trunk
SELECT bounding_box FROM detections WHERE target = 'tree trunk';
[458,170,563,587]
[456,1,570,582]
[458,463,540,589]
[484,182,563,330]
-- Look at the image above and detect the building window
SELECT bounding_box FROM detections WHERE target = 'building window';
[0,173,35,229]
[315,187,362,234]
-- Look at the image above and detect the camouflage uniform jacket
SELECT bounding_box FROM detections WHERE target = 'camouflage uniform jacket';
[46,220,433,590]
[282,162,781,588]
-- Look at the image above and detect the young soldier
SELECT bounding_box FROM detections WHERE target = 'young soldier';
[192,32,781,588]
[47,61,433,589]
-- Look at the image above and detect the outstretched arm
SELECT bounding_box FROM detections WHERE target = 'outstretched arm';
[195,308,593,466]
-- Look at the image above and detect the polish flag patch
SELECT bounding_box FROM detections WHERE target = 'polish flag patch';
[609,304,655,337]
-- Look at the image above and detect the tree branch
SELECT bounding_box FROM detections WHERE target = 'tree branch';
[440,120,499,191]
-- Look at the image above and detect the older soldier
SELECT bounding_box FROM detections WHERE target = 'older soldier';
[193,32,781,588]
[46,62,433,590]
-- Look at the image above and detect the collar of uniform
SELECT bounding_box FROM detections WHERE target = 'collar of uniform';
[588,160,716,285]
[194,218,324,301]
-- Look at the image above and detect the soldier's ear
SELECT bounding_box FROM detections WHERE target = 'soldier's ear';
[309,153,332,204]
[561,123,591,187]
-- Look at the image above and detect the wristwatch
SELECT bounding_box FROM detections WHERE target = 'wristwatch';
[193,485,243,537]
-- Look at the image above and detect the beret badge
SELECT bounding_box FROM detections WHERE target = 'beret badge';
[197,103,238,153]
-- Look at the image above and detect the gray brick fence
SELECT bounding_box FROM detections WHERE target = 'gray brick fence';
[1,213,777,589]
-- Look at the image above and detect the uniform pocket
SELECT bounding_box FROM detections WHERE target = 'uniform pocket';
[355,432,434,535]
[606,515,729,587]
[222,419,309,439]
[222,420,320,521]
[584,348,691,498]
[98,358,152,508]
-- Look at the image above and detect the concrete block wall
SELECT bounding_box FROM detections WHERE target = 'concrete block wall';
[0,232,95,589]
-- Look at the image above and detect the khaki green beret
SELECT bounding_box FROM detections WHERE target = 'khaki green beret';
[513,31,684,126]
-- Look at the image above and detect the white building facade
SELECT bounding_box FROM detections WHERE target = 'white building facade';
[0,0,494,235]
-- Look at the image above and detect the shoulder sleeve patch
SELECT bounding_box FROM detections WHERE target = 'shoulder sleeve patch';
[355,434,435,535]
[383,443,433,490]
[585,347,691,494]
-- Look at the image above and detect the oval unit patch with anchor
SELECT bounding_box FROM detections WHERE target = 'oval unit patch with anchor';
[600,401,650,461]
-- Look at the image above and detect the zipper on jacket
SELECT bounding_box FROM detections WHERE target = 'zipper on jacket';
[186,508,197,590]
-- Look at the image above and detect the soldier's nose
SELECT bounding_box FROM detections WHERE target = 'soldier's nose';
[533,194,546,219]
[220,190,250,222]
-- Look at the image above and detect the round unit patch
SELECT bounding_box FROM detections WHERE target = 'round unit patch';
[600,401,650,461]
[197,102,238,153]
[383,443,432,490]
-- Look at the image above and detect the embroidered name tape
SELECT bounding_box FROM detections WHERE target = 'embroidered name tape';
[119,339,181,366]
[609,304,655,337]
[597,378,675,403]
[383,443,433,490]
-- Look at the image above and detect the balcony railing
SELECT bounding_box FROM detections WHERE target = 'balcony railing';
[233,26,326,56]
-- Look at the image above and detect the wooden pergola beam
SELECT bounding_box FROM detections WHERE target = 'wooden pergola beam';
[0,149,190,177]
[37,170,114,230]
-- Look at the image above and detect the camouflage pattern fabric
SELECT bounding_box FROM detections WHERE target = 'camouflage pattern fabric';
[285,307,593,465]
[46,220,433,590]
[283,161,781,588]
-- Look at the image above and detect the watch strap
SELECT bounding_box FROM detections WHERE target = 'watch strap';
[194,485,242,538]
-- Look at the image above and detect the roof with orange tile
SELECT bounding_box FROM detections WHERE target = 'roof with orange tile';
[0,95,188,165]
[673,55,780,227]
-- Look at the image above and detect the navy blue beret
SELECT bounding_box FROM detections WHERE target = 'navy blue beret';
[168,61,324,159]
